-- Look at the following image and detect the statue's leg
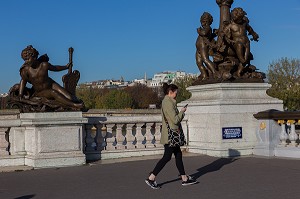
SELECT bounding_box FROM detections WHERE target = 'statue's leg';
[36,89,83,109]
[234,42,247,77]
[200,49,221,79]
[244,42,250,64]
[52,82,73,100]
[235,42,247,64]
[235,63,244,78]
[196,51,208,80]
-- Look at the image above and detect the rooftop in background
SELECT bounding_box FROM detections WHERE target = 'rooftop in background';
[79,71,198,89]
[0,93,8,97]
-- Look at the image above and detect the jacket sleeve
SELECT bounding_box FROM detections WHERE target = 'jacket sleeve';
[163,99,185,126]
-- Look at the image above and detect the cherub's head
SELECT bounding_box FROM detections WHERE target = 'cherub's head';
[216,0,234,6]
[200,12,213,27]
[21,45,39,61]
[231,7,247,23]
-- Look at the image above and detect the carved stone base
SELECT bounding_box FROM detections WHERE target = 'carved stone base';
[179,83,283,157]
[19,112,88,168]
[0,112,87,168]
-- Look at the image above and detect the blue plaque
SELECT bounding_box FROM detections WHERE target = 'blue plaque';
[222,127,242,139]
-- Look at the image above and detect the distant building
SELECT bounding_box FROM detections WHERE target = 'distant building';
[149,71,187,87]
[78,71,197,89]
[130,73,148,86]
[79,78,129,89]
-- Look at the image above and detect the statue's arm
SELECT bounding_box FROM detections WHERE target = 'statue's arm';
[18,69,27,97]
[48,62,71,72]
[246,23,259,41]
[223,25,234,44]
[197,27,211,36]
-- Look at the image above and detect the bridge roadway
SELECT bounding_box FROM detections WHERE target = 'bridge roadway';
[0,153,299,199]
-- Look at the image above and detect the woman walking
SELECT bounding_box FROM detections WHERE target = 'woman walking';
[145,83,197,189]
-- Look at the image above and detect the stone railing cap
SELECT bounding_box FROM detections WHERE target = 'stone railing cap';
[253,109,300,120]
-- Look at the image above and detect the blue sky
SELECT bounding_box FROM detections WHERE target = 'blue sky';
[0,0,300,93]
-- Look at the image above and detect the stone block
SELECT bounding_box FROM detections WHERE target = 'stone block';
[179,83,283,157]
[20,112,87,168]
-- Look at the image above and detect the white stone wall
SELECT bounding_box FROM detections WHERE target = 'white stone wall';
[179,83,284,157]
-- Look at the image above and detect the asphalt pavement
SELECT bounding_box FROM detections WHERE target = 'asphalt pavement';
[0,154,299,199]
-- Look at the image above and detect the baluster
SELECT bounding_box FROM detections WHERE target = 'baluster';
[131,124,137,148]
[101,124,107,150]
[278,120,288,146]
[297,120,300,145]
[91,125,97,148]
[149,122,156,147]
[84,124,95,152]
[153,122,162,147]
[115,124,125,150]
[145,123,154,148]
[105,124,116,150]
[288,120,298,147]
[126,124,135,149]
[95,124,104,151]
[135,123,146,148]
[0,128,9,156]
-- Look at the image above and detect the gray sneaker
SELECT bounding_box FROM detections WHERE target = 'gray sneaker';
[145,179,160,189]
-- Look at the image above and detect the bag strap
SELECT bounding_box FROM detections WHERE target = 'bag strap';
[161,107,170,126]
[162,107,183,132]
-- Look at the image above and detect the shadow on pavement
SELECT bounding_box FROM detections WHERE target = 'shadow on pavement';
[158,177,181,187]
[14,194,35,199]
[158,149,240,187]
[190,157,238,180]
[158,157,237,187]
[190,149,240,180]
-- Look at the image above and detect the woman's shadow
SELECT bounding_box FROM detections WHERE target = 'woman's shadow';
[158,150,239,187]
[189,157,238,180]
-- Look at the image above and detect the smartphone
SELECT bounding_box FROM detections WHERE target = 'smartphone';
[184,104,188,108]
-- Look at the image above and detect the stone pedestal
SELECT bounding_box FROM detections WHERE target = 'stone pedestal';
[179,83,283,157]
[8,112,88,168]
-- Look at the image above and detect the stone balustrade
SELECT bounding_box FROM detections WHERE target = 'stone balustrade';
[0,109,190,167]
[82,110,190,161]
[253,109,300,158]
[277,119,299,147]
[2,107,299,168]
[82,114,165,161]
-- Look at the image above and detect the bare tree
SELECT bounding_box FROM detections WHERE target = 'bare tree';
[267,57,300,110]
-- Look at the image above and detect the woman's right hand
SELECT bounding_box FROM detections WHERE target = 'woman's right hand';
[181,107,187,112]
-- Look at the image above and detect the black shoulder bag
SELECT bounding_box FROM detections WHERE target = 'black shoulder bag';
[162,108,186,147]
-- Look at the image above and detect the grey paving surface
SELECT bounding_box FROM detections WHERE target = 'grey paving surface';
[0,154,300,199]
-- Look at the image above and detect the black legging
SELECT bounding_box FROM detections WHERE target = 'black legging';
[152,144,186,176]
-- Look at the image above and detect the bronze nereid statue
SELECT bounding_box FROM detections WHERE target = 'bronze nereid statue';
[8,45,84,112]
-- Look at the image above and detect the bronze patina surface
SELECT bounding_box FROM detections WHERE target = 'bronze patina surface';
[8,45,84,112]
[194,0,265,85]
